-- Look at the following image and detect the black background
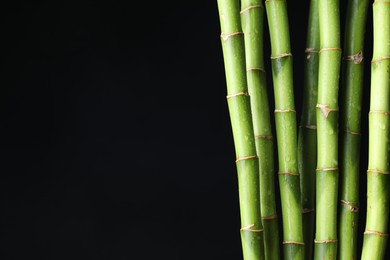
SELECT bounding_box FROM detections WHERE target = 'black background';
[0,0,383,259]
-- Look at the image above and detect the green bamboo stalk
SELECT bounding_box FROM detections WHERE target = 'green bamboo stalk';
[265,0,304,259]
[314,0,341,258]
[298,0,319,258]
[337,0,369,259]
[361,0,390,259]
[217,1,265,259]
[240,1,280,259]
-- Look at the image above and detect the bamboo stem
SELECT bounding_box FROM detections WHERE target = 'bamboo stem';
[337,0,369,259]
[298,0,319,258]
[240,1,280,259]
[361,0,390,259]
[217,1,265,259]
[314,0,341,258]
[265,0,304,259]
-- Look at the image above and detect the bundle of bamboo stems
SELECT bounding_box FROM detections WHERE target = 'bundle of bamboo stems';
[216,0,389,259]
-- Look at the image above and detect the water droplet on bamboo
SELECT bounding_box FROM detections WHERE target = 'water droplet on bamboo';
[286,155,291,163]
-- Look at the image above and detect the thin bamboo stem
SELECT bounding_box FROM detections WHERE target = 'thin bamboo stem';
[314,0,341,258]
[240,1,280,259]
[217,1,265,259]
[265,0,304,259]
[337,0,369,259]
[361,0,390,259]
[298,0,319,258]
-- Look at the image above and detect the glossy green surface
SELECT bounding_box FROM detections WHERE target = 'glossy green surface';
[265,0,304,259]
[315,0,341,258]
[241,0,279,259]
[338,0,369,258]
[298,0,319,258]
[217,0,264,259]
[361,2,390,258]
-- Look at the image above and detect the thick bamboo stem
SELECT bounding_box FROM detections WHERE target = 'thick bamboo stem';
[314,0,341,258]
[361,0,390,259]
[217,1,265,259]
[265,0,304,259]
[337,0,369,259]
[298,0,319,258]
[240,1,280,259]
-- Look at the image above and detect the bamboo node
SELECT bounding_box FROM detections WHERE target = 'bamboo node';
[274,109,296,113]
[240,5,263,14]
[343,129,361,136]
[226,92,249,99]
[282,241,305,245]
[278,171,299,176]
[340,199,358,206]
[247,67,266,73]
[343,50,364,64]
[316,104,338,118]
[220,32,244,41]
[340,200,359,212]
[299,125,317,130]
[316,167,338,172]
[255,135,273,140]
[262,214,278,221]
[364,230,389,237]
[314,239,338,243]
[240,224,263,232]
[236,155,257,163]
[369,110,390,116]
[305,48,319,59]
[319,47,342,53]
[302,208,315,214]
[305,48,319,53]
[367,169,390,175]
[270,53,292,60]
[372,56,390,63]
